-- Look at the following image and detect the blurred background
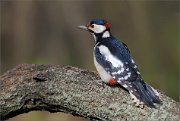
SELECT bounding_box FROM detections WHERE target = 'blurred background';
[1,1,179,121]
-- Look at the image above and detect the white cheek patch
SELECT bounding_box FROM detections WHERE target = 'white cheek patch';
[90,24,106,33]
[102,31,110,38]
[98,45,123,68]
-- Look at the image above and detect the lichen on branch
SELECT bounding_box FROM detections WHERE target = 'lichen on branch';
[0,64,179,121]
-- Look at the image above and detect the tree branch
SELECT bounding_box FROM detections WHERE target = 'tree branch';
[0,64,179,120]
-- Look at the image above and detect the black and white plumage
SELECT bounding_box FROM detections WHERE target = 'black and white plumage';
[78,19,161,108]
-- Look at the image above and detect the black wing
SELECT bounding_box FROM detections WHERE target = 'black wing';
[94,44,138,82]
[122,42,131,54]
[95,39,161,108]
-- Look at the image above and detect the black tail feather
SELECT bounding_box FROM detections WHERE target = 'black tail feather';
[131,80,161,108]
[146,84,161,104]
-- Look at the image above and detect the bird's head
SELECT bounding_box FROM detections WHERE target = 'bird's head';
[78,19,111,38]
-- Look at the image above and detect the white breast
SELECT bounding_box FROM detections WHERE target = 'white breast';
[93,54,112,83]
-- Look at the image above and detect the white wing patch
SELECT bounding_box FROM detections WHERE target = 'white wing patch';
[117,72,131,82]
[124,72,131,80]
[131,59,135,63]
[111,68,124,75]
[123,84,128,88]
[134,65,137,68]
[94,45,139,87]
[98,45,124,67]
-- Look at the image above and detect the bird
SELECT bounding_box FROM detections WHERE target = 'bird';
[78,19,161,108]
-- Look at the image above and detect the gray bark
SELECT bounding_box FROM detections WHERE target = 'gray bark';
[0,64,179,121]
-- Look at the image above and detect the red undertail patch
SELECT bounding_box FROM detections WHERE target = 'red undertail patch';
[108,79,117,86]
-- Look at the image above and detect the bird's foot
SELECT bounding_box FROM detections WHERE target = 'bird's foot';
[130,92,144,108]
[151,87,161,97]
[151,87,162,102]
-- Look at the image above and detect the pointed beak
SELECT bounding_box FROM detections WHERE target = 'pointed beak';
[78,25,88,30]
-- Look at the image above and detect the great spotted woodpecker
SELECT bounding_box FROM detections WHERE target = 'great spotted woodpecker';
[78,19,161,108]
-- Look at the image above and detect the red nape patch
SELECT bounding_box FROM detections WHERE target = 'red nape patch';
[104,22,110,29]
[108,79,117,86]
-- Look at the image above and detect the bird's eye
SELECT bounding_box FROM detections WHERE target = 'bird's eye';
[90,24,94,28]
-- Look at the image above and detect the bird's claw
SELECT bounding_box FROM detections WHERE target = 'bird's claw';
[130,92,144,108]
